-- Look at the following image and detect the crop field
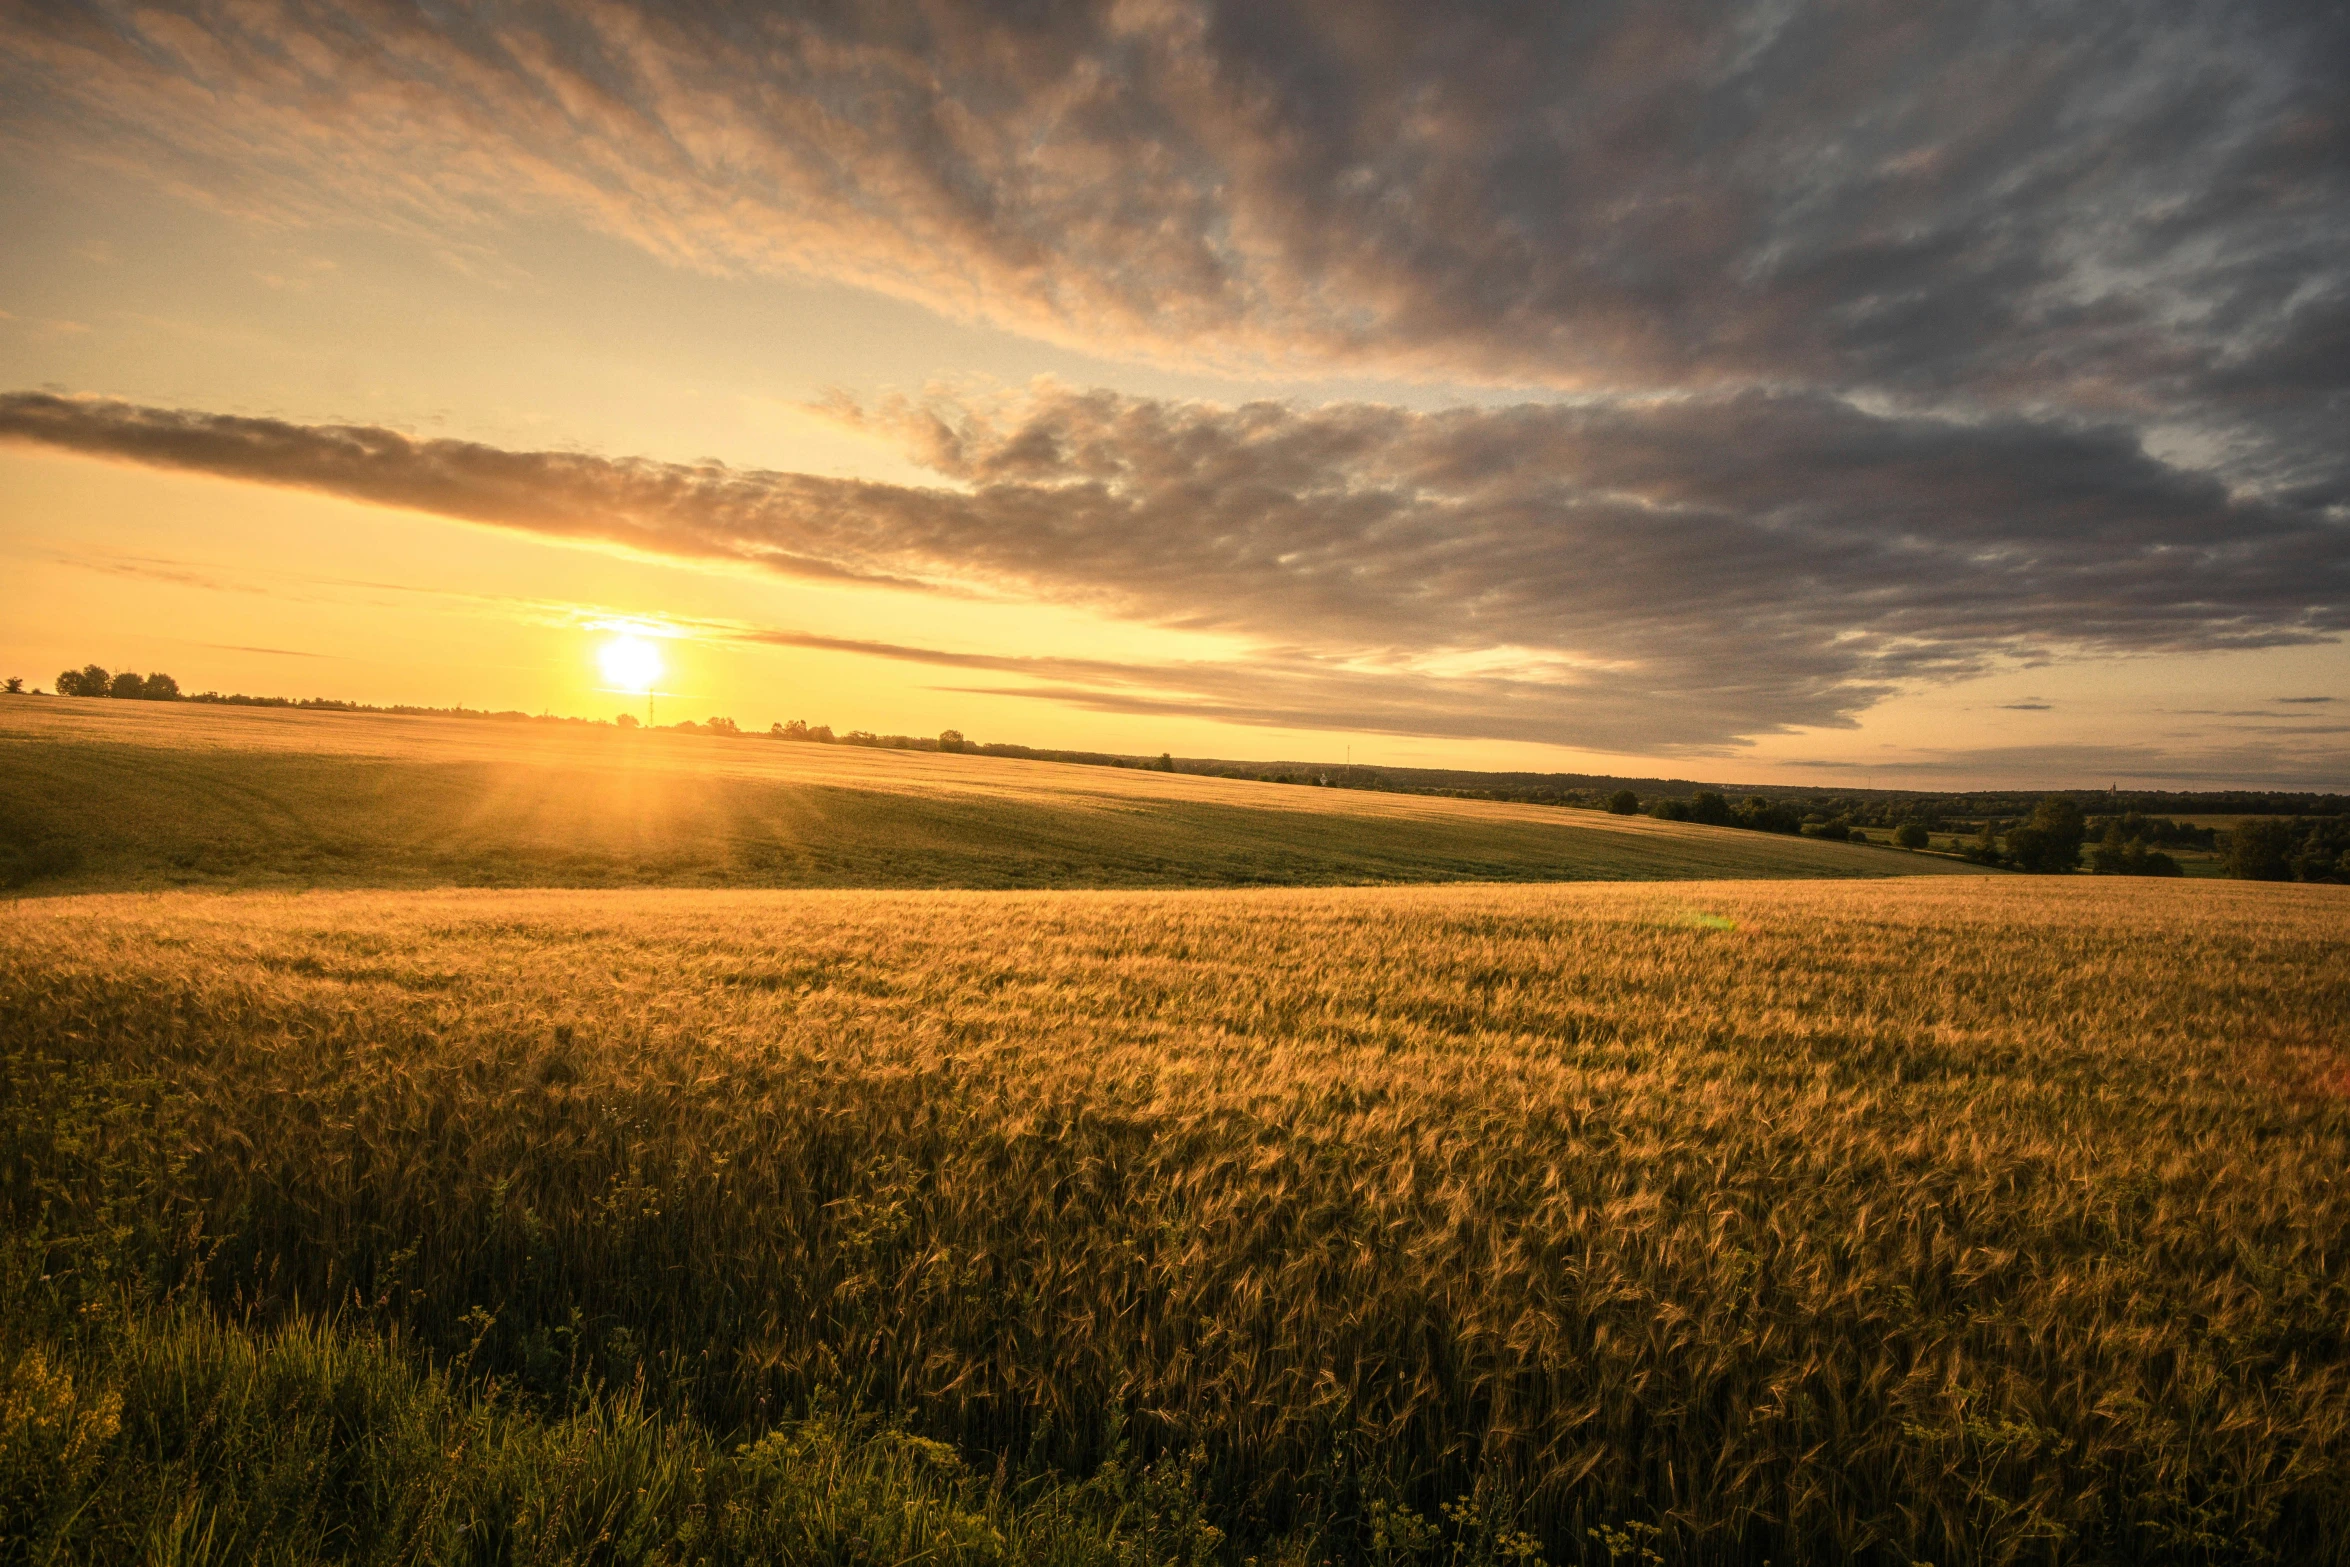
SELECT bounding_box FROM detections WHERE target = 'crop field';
[0,700,1989,893]
[5,876,2347,1564]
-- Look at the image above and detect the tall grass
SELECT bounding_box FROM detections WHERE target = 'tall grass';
[4,877,2346,1562]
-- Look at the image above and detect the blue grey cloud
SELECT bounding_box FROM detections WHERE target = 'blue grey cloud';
[6,386,2342,754]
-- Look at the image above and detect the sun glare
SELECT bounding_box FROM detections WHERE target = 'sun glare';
[598,634,664,694]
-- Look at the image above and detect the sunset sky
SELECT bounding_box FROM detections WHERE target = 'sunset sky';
[3,3,2344,787]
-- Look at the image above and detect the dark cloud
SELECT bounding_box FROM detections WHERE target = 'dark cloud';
[3,2,2342,489]
[1999,702,2054,711]
[2277,695,2337,704]
[8,386,2344,754]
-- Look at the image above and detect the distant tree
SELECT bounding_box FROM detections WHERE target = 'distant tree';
[2091,822,2182,876]
[1803,820,1851,842]
[1648,798,1693,822]
[1893,821,1930,849]
[1689,790,1733,826]
[1998,796,2086,874]
[140,671,180,700]
[58,664,109,697]
[778,719,809,740]
[808,725,835,743]
[705,716,740,736]
[1606,789,1640,815]
[1734,795,1802,834]
[1,678,21,695]
[939,728,966,753]
[108,669,148,698]
[616,712,640,730]
[2224,818,2297,881]
[1157,752,1175,772]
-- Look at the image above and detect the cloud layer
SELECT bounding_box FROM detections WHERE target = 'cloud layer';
[4,4,2341,762]
[5,4,2344,475]
[7,386,2342,753]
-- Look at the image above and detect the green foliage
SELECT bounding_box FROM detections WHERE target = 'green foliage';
[1605,790,1639,816]
[52,666,179,701]
[2226,817,2350,882]
[2001,797,2087,874]
[1688,791,1732,826]
[1737,795,1804,834]
[54,665,110,698]
[2090,822,2183,876]
[1894,821,1930,849]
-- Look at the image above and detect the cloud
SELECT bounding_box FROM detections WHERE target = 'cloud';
[7,385,2345,754]
[1998,702,2054,711]
[2277,695,2337,704]
[2,4,2342,486]
[1772,742,2350,791]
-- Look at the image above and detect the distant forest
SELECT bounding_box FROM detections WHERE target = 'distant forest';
[15,664,2346,882]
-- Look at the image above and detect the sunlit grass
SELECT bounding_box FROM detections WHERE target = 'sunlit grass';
[0,700,1991,893]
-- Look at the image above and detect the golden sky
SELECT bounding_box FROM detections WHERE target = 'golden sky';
[3,4,2344,787]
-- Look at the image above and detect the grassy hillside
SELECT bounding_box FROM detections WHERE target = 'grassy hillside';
[0,699,1990,892]
[5,877,2346,1564]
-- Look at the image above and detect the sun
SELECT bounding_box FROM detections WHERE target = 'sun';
[597,634,664,694]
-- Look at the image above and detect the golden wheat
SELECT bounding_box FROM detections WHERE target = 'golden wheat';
[4,875,2345,1562]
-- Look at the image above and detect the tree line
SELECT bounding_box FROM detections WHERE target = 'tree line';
[48,664,181,699]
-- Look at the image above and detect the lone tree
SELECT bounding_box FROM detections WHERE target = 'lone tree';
[1893,821,1930,849]
[1606,789,1640,815]
[1,678,21,695]
[939,729,965,753]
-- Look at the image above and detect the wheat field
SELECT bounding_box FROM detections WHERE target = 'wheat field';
[5,875,2346,1563]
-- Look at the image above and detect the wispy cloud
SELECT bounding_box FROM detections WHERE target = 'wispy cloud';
[3,3,2342,502]
[8,386,2345,754]
[203,642,326,658]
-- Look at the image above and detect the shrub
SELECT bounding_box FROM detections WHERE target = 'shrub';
[1606,790,1640,815]
[1893,822,1930,849]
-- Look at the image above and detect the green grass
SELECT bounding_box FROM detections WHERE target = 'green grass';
[6,877,2345,1564]
[0,699,1990,892]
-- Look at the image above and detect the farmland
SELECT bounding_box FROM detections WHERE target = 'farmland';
[5,876,2347,1564]
[0,700,1988,893]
